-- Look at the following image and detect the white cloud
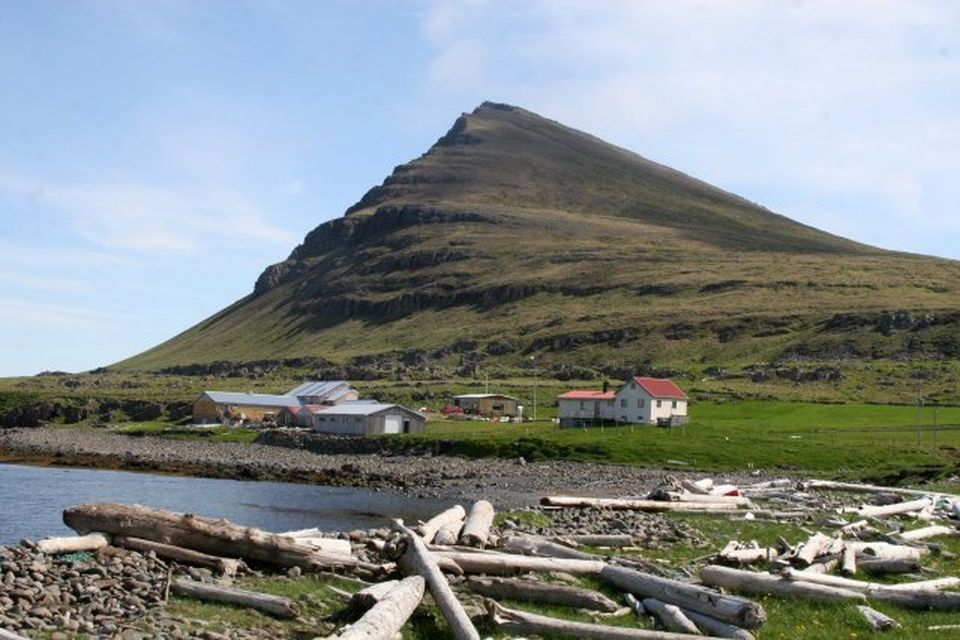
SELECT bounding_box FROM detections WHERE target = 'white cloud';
[0,298,120,332]
[0,171,296,253]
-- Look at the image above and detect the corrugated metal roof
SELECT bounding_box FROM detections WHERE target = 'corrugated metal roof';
[286,380,349,398]
[309,403,422,417]
[453,393,519,400]
[557,390,616,400]
[203,391,297,408]
[632,377,688,399]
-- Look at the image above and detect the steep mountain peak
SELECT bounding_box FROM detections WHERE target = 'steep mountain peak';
[112,102,944,375]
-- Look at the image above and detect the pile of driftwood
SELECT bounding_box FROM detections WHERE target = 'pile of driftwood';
[10,475,960,638]
[12,500,771,639]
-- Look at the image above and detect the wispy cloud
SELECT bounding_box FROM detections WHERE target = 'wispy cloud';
[0,298,120,332]
[0,171,296,253]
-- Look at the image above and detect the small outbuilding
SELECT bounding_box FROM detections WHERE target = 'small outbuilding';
[451,393,520,418]
[303,403,426,436]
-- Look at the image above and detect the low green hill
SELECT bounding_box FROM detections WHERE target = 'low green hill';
[115,102,960,386]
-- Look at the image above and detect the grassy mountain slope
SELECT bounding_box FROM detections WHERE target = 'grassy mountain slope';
[115,102,960,378]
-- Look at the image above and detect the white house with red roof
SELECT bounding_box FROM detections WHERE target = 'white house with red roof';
[557,377,688,427]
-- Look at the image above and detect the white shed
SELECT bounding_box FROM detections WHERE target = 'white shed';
[304,402,426,436]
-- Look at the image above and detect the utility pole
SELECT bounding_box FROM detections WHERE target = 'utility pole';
[529,355,538,421]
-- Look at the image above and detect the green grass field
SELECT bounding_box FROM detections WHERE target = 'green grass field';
[401,401,960,481]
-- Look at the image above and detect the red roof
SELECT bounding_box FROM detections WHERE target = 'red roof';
[557,390,616,401]
[632,377,688,399]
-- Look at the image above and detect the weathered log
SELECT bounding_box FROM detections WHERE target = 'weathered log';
[784,568,960,594]
[171,578,298,618]
[700,565,865,604]
[460,500,494,547]
[433,519,464,546]
[417,505,466,544]
[63,503,364,572]
[394,520,480,640]
[333,576,424,640]
[642,598,701,635]
[858,558,921,574]
[286,536,354,557]
[854,497,933,519]
[486,600,726,639]
[542,496,740,512]
[681,609,755,640]
[842,544,858,575]
[433,549,607,575]
[36,533,109,555]
[719,546,775,566]
[348,579,400,610]
[0,630,29,640]
[600,565,766,630]
[856,605,900,631]
[624,593,646,617]
[670,493,751,507]
[114,535,243,576]
[681,479,712,495]
[899,525,956,541]
[502,534,599,560]
[886,577,960,591]
[795,533,834,567]
[805,479,959,501]
[466,576,618,612]
[868,588,960,611]
[560,534,634,547]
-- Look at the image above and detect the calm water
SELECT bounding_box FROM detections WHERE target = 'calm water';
[0,463,452,544]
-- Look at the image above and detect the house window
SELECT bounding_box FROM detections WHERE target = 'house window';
[620,398,627,407]
[672,400,678,409]
[579,401,585,410]
[656,400,662,408]
[637,398,644,408]
[620,415,627,422]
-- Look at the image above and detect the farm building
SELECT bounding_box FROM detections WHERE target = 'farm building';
[451,393,521,418]
[192,380,358,424]
[301,402,426,435]
[557,377,688,428]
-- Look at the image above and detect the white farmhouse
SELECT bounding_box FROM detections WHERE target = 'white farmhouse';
[557,377,688,428]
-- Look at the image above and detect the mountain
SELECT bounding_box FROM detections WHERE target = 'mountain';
[115,102,960,380]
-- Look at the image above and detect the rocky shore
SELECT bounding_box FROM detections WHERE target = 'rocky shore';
[0,428,765,508]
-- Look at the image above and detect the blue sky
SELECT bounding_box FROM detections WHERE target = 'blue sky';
[1,1,959,376]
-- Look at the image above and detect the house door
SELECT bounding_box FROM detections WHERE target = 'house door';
[384,415,402,434]
[403,419,411,433]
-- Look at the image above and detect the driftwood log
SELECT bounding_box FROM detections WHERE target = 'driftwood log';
[700,566,865,604]
[600,565,766,630]
[432,549,607,576]
[681,609,755,640]
[417,505,466,544]
[433,519,464,546]
[542,496,740,513]
[487,600,727,639]
[0,630,29,640]
[348,580,400,610]
[63,503,367,572]
[460,500,494,547]
[36,533,110,555]
[805,480,960,501]
[560,534,634,547]
[333,576,425,640]
[856,605,900,631]
[502,534,599,560]
[394,520,480,640]
[466,576,619,612]
[795,533,834,566]
[171,578,298,618]
[642,598,701,635]
[853,497,933,519]
[867,588,960,611]
[899,525,956,541]
[114,536,243,576]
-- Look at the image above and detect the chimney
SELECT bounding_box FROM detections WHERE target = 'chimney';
[602,380,609,393]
